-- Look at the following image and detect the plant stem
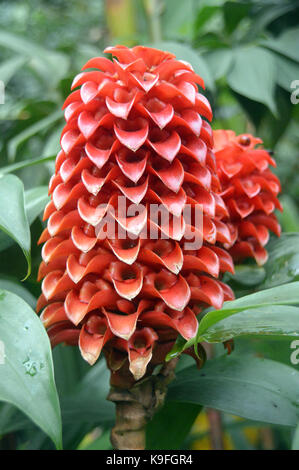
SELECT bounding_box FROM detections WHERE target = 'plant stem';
[108,382,152,450]
[105,0,136,44]
[144,0,163,43]
[108,357,178,450]
[206,408,224,450]
[205,343,224,450]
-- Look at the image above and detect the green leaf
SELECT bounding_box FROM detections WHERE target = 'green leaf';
[0,290,62,448]
[246,3,294,40]
[278,196,299,232]
[0,403,32,435]
[52,345,90,398]
[262,233,299,289]
[24,186,50,224]
[0,346,91,442]
[0,56,27,85]
[292,422,299,450]
[146,402,201,450]
[0,276,36,309]
[161,0,194,41]
[0,30,69,83]
[279,196,299,232]
[233,335,296,368]
[195,4,221,32]
[61,359,114,425]
[168,281,299,357]
[261,27,299,63]
[7,109,62,162]
[225,264,266,287]
[227,46,277,114]
[168,354,299,426]
[0,174,31,278]
[0,185,49,254]
[197,282,299,338]
[198,305,299,343]
[43,127,61,157]
[151,41,214,90]
[0,155,56,175]
[204,49,233,80]
[223,1,251,34]
[274,55,299,92]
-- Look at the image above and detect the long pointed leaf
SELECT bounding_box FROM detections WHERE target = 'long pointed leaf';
[0,290,62,448]
[168,355,299,427]
[0,174,31,278]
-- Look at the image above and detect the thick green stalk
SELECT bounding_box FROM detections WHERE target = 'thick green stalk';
[108,358,178,450]
[105,0,136,44]
[144,0,163,43]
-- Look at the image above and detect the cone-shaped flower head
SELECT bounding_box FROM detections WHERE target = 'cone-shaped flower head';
[37,46,235,384]
[213,130,282,265]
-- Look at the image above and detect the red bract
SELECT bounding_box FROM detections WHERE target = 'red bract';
[213,130,282,265]
[37,46,235,384]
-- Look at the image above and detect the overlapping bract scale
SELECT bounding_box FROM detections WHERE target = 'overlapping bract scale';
[38,46,235,383]
[213,130,281,265]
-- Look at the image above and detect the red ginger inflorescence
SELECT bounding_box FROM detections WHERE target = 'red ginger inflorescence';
[213,130,282,266]
[37,46,236,386]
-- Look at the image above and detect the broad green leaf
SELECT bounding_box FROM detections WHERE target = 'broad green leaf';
[197,282,299,338]
[198,305,299,343]
[223,1,251,34]
[0,233,14,253]
[61,359,114,425]
[0,92,26,120]
[225,264,266,287]
[0,290,62,448]
[0,346,91,440]
[0,403,32,435]
[52,345,90,398]
[278,196,299,232]
[246,3,294,40]
[0,30,69,83]
[161,0,194,41]
[233,335,297,369]
[168,355,299,426]
[168,282,299,358]
[0,276,36,308]
[24,186,50,223]
[166,334,195,361]
[0,155,56,175]
[0,56,27,85]
[204,49,233,80]
[0,174,31,278]
[146,402,201,450]
[7,109,62,162]
[151,41,214,90]
[0,185,49,254]
[274,55,299,92]
[194,4,222,32]
[261,27,299,63]
[43,127,61,157]
[292,422,299,450]
[262,233,299,288]
[61,422,93,451]
[227,46,277,114]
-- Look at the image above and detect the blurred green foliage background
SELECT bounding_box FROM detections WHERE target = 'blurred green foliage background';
[1,0,299,450]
